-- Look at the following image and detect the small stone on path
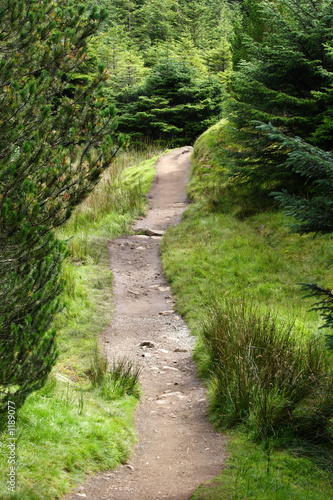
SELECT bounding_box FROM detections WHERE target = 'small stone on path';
[140,341,155,348]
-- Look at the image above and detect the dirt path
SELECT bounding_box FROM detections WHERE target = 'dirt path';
[66,148,227,500]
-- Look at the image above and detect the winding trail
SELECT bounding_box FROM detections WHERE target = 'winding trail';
[66,148,227,500]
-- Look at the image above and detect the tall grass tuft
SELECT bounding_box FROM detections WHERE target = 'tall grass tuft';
[201,299,333,442]
[88,349,141,400]
[63,145,164,237]
[57,145,166,264]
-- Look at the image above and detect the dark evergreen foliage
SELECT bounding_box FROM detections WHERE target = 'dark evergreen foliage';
[267,130,333,235]
[253,124,333,346]
[300,284,333,349]
[0,0,126,412]
[231,0,267,65]
[226,121,306,198]
[229,0,333,146]
[115,58,224,145]
[223,1,333,346]
[268,124,333,346]
[224,0,333,209]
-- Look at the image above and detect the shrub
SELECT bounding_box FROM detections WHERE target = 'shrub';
[88,350,141,400]
[200,299,333,442]
[0,0,124,416]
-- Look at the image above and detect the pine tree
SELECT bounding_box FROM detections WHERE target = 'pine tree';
[89,27,148,95]
[231,0,267,65]
[255,123,333,347]
[224,1,333,345]
[0,0,127,413]
[230,0,333,141]
[115,58,224,145]
[226,0,333,193]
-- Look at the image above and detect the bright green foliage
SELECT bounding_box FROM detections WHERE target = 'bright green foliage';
[143,35,208,73]
[88,0,238,75]
[96,0,236,48]
[115,58,224,145]
[134,0,179,43]
[204,39,232,74]
[84,0,238,141]
[177,0,238,51]
[89,27,148,95]
[0,0,126,414]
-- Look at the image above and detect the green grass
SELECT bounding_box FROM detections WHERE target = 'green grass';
[60,145,165,243]
[7,384,137,499]
[198,298,333,441]
[0,247,136,499]
[187,118,230,203]
[188,118,280,216]
[0,146,163,499]
[192,433,333,500]
[89,351,142,400]
[160,121,333,499]
[162,205,332,332]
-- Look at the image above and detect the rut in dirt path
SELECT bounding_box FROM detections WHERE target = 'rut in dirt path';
[66,147,227,500]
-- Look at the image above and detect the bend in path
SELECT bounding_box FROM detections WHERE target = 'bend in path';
[65,147,227,500]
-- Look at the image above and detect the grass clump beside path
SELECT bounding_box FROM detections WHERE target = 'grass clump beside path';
[200,299,333,441]
[161,120,333,499]
[0,146,164,499]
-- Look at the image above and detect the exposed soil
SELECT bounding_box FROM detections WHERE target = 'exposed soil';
[65,147,227,500]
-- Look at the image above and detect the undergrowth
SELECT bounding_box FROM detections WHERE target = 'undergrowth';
[89,350,142,400]
[200,299,333,443]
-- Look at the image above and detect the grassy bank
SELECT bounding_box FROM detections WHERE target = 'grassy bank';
[161,120,333,499]
[0,146,162,499]
[192,432,333,500]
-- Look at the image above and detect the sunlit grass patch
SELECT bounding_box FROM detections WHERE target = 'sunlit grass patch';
[1,380,137,499]
[58,145,166,244]
[162,206,332,331]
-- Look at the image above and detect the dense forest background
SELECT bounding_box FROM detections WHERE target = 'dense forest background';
[85,0,237,143]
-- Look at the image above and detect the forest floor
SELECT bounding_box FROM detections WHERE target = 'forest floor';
[64,147,227,499]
